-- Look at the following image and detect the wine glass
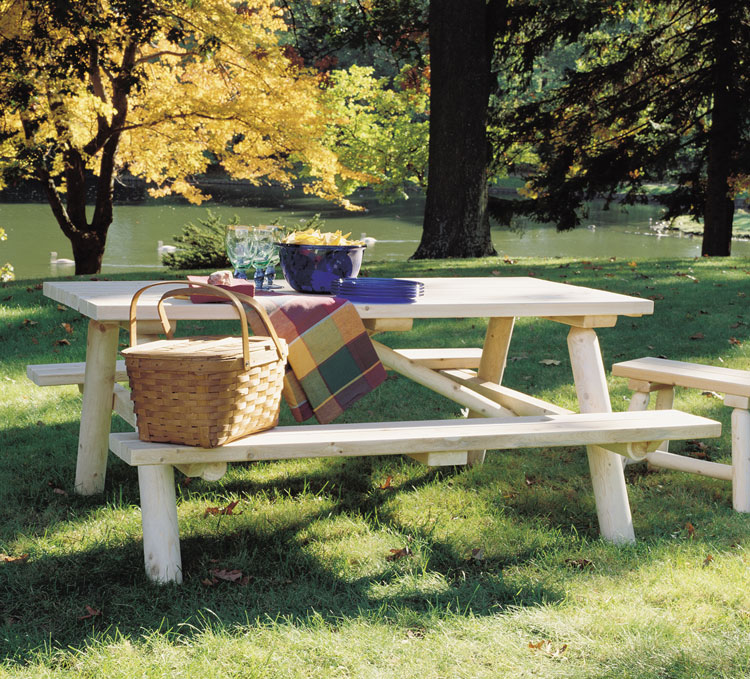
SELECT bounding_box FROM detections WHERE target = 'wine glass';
[249,225,276,289]
[225,225,253,278]
[260,225,282,289]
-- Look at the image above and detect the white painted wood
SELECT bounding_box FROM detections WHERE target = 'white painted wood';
[362,318,414,333]
[467,317,516,466]
[645,450,733,481]
[407,451,468,466]
[441,369,572,416]
[568,326,635,543]
[392,348,483,369]
[44,278,654,323]
[371,340,514,418]
[623,390,652,466]
[27,360,127,386]
[109,410,720,467]
[75,320,121,495]
[653,387,675,455]
[174,462,228,481]
[613,357,750,397]
[543,315,618,328]
[112,384,136,426]
[627,391,651,412]
[724,394,750,409]
[731,408,750,512]
[138,465,182,584]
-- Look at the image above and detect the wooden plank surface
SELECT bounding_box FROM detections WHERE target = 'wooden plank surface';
[109,409,720,466]
[27,360,128,386]
[613,357,750,397]
[44,278,654,322]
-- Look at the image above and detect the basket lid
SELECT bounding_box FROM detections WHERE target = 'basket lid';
[121,335,284,367]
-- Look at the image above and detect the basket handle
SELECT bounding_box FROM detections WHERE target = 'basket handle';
[159,283,286,363]
[127,281,285,368]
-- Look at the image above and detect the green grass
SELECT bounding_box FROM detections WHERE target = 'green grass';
[2,255,750,678]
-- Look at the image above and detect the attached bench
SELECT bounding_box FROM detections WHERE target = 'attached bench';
[612,356,750,512]
[26,360,128,388]
[109,409,720,583]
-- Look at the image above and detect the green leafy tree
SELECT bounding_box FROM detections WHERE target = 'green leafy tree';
[490,0,750,256]
[321,63,429,201]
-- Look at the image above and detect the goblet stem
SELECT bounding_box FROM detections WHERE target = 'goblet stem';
[264,264,282,289]
[254,267,265,290]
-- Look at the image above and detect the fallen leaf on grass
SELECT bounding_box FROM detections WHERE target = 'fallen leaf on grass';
[689,332,704,340]
[210,568,248,584]
[730,337,743,346]
[686,522,695,539]
[56,305,67,311]
[528,640,568,658]
[48,482,67,495]
[539,359,561,366]
[61,322,73,334]
[54,339,70,346]
[386,547,412,561]
[78,605,101,620]
[204,499,241,517]
[702,554,713,567]
[379,476,393,490]
[21,319,37,327]
[1,553,29,564]
[701,390,721,399]
[565,557,595,570]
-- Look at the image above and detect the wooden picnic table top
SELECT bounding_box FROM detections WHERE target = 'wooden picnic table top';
[43,277,654,322]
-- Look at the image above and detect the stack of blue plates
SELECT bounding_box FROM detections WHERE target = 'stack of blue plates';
[330,277,424,302]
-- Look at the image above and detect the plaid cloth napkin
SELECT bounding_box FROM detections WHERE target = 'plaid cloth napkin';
[247,293,387,424]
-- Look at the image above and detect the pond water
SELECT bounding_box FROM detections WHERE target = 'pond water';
[3,190,750,280]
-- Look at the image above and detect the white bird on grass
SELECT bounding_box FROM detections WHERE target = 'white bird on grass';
[50,252,74,265]
[157,240,177,256]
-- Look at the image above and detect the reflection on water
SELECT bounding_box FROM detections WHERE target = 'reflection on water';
[2,191,749,280]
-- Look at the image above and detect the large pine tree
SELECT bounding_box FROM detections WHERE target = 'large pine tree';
[490,1,750,256]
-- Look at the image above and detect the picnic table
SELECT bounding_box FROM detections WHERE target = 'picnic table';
[33,277,721,582]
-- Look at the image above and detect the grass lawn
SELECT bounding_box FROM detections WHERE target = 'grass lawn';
[2,255,750,678]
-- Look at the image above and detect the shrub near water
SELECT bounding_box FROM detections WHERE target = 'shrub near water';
[2,256,750,678]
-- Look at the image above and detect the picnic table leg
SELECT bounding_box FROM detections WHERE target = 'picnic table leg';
[567,326,635,543]
[75,320,120,495]
[467,317,515,466]
[138,464,183,584]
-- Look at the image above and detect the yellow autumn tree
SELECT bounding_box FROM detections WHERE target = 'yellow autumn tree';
[0,0,363,274]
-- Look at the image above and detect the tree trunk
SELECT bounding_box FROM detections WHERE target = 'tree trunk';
[412,0,497,259]
[702,0,742,257]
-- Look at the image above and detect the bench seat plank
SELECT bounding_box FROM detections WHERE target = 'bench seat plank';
[27,360,128,386]
[613,357,750,397]
[110,410,720,467]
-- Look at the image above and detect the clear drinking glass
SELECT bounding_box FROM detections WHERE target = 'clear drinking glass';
[249,225,276,289]
[260,225,282,289]
[225,225,253,278]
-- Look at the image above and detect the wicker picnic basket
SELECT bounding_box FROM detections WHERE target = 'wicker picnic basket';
[122,281,288,448]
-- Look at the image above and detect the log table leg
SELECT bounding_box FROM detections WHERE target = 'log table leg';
[466,317,515,466]
[567,326,635,543]
[138,464,183,584]
[75,320,120,495]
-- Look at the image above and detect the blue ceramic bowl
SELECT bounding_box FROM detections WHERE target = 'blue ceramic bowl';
[276,243,366,293]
